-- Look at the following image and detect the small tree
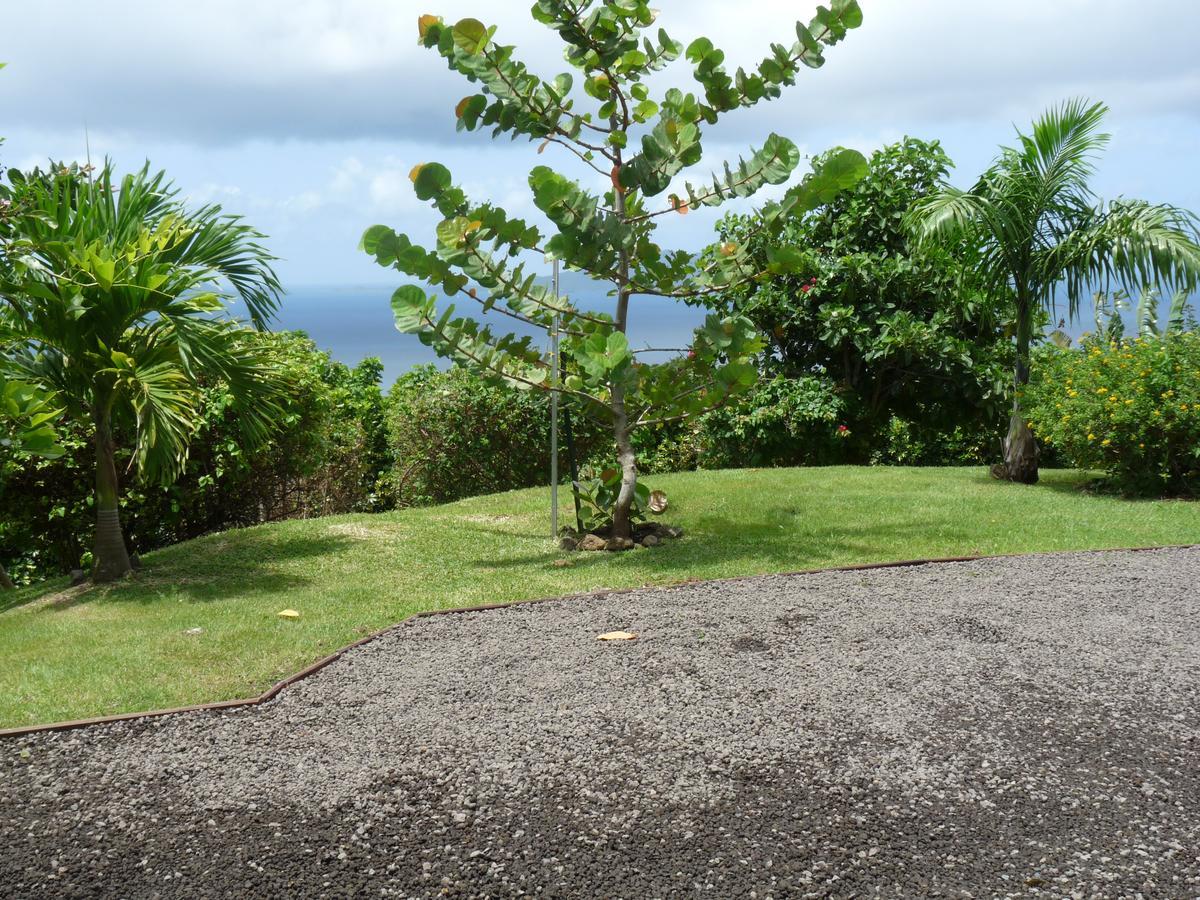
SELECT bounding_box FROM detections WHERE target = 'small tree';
[909,99,1200,484]
[364,2,868,540]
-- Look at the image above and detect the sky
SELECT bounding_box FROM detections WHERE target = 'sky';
[1,0,1198,293]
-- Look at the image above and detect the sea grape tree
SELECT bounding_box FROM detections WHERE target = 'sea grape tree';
[364,1,868,540]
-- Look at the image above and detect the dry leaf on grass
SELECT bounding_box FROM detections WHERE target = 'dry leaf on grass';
[277,609,301,619]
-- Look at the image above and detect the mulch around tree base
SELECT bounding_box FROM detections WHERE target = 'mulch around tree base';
[3,547,1199,898]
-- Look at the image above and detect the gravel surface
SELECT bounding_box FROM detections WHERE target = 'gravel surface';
[3,547,1200,898]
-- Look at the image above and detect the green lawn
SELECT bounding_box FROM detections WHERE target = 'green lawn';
[2,466,1197,729]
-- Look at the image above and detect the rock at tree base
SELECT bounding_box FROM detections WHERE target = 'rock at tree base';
[567,523,685,552]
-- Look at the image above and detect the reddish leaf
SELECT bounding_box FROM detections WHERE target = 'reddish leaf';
[417,14,439,40]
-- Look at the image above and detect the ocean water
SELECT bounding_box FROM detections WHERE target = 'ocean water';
[261,276,708,388]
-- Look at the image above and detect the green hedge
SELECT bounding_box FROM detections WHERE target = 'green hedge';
[382,365,608,507]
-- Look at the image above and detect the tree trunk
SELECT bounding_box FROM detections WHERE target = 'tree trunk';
[0,562,14,591]
[92,400,133,582]
[996,295,1039,484]
[609,385,638,541]
[607,120,638,542]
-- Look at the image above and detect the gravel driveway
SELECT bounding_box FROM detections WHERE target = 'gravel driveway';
[3,547,1199,898]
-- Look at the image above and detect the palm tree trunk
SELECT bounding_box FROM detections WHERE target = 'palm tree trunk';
[92,398,133,582]
[0,562,14,591]
[1000,295,1039,484]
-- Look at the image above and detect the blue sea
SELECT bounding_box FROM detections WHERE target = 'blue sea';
[260,275,708,388]
[244,281,1196,389]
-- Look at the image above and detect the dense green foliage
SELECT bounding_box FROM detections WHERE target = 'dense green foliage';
[0,374,62,460]
[0,331,387,584]
[910,100,1200,483]
[365,2,867,538]
[383,365,606,508]
[1026,334,1200,496]
[693,374,994,469]
[709,138,1011,461]
[0,162,284,580]
[695,374,847,468]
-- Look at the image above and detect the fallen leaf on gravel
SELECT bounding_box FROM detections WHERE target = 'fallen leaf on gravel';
[277,609,301,619]
[597,631,637,641]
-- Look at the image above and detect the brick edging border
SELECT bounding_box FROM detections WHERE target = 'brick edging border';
[2,543,1194,739]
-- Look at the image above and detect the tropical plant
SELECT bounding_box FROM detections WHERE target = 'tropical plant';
[0,373,63,589]
[0,331,392,586]
[909,99,1200,483]
[0,161,282,581]
[1026,332,1200,496]
[363,2,868,540]
[711,138,1012,454]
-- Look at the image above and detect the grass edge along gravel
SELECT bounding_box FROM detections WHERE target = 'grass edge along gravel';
[2,466,1198,728]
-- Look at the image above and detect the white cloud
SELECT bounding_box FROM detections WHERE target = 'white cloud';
[1,1,1195,144]
[2,1,1196,286]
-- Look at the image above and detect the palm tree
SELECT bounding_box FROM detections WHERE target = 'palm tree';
[0,162,282,581]
[910,99,1200,483]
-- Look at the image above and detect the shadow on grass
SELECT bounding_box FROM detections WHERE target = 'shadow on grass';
[12,530,357,615]
[457,507,941,579]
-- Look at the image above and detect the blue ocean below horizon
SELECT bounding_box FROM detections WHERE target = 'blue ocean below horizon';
[258,279,709,388]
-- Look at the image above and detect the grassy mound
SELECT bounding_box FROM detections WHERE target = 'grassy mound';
[3,466,1197,728]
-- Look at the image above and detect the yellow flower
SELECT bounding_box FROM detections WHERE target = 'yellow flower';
[1101,439,1112,447]
[1087,433,1096,441]
[1097,387,1108,395]
[1182,404,1190,412]
[1068,390,1078,398]
[1139,443,1145,449]
[1125,399,1135,406]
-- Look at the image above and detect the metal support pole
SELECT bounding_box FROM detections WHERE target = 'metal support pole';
[550,260,560,539]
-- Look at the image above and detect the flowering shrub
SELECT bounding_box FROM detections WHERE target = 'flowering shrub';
[1026,333,1200,496]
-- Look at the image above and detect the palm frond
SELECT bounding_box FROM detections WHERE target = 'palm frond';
[1019,98,1109,208]
[1167,289,1191,334]
[1051,199,1200,305]
[2,160,286,483]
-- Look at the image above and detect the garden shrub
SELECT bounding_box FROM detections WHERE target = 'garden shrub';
[869,416,997,467]
[708,138,1012,454]
[695,375,1000,470]
[0,331,389,583]
[1026,334,1200,496]
[697,375,849,469]
[383,366,607,508]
